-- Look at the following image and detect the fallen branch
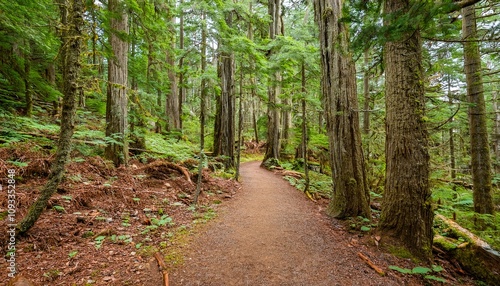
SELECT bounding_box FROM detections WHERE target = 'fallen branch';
[154,252,169,286]
[146,161,192,184]
[282,170,303,179]
[357,252,385,276]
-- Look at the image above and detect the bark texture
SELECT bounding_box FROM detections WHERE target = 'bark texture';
[18,0,84,234]
[378,0,433,260]
[462,5,494,214]
[105,0,129,167]
[494,90,500,173]
[314,0,370,218]
[213,12,235,168]
[262,0,282,163]
[166,14,180,131]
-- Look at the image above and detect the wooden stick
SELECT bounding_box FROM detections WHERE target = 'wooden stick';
[357,252,385,276]
[154,252,169,286]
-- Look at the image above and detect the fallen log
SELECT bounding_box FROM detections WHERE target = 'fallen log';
[434,214,500,285]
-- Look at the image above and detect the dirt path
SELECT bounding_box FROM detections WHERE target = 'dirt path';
[170,161,413,285]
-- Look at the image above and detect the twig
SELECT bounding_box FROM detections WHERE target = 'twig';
[154,252,169,286]
[357,252,385,276]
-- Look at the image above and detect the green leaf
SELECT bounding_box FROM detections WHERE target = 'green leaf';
[62,195,72,201]
[424,275,446,283]
[412,266,432,274]
[389,265,412,274]
[360,226,371,232]
[68,250,78,259]
[432,265,444,272]
[53,205,65,213]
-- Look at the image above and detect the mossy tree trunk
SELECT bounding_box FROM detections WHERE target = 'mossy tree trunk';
[17,0,84,235]
[166,8,180,131]
[462,4,494,215]
[377,0,432,260]
[213,12,235,169]
[262,0,282,164]
[314,0,370,218]
[105,0,129,167]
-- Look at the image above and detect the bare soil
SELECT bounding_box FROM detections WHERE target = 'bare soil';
[0,144,239,286]
[170,161,475,285]
[0,144,479,285]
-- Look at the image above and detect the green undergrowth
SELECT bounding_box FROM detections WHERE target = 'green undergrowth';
[432,183,500,251]
[278,159,332,198]
[143,132,196,162]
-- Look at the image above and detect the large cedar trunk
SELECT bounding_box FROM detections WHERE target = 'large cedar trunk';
[377,0,433,260]
[18,0,84,234]
[462,5,494,214]
[105,0,129,167]
[213,12,235,168]
[314,0,370,218]
[166,15,180,131]
[262,0,282,163]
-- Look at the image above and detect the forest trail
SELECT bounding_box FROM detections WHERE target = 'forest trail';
[170,161,411,286]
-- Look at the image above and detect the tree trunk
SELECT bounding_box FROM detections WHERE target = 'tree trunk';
[166,13,180,131]
[301,63,310,193]
[105,0,129,167]
[213,12,235,169]
[252,100,259,144]
[363,49,370,135]
[24,44,32,118]
[235,67,244,180]
[448,77,456,179]
[262,0,282,163]
[178,0,185,130]
[314,0,370,218]
[378,0,432,260]
[17,0,84,234]
[194,11,208,205]
[462,5,494,214]
[493,90,500,173]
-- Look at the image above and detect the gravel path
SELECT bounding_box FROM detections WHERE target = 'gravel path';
[170,161,416,286]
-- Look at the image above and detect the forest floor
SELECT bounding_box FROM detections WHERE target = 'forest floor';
[170,161,476,286]
[0,147,480,285]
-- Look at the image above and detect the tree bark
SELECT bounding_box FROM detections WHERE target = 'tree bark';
[18,0,84,234]
[301,63,310,193]
[314,0,370,218]
[378,0,433,260]
[493,90,500,173]
[262,0,282,163]
[24,44,32,118]
[194,11,208,204]
[447,77,457,179]
[178,0,185,130]
[213,12,235,169]
[462,5,494,214]
[363,49,370,135]
[166,10,180,131]
[105,0,129,167]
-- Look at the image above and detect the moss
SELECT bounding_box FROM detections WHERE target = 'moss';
[388,245,414,260]
[453,245,500,285]
[433,235,458,251]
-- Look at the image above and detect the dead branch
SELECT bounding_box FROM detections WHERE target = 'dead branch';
[145,161,192,184]
[357,252,385,276]
[154,252,169,286]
